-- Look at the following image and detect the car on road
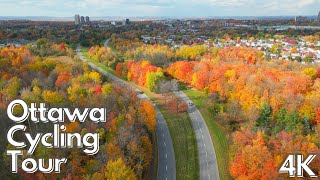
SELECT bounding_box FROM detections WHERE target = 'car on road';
[188,102,194,106]
[136,90,144,94]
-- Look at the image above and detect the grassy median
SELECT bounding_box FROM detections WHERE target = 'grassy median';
[153,95,199,180]
[183,90,230,180]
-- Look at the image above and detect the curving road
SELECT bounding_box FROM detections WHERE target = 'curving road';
[76,45,176,180]
[176,92,220,180]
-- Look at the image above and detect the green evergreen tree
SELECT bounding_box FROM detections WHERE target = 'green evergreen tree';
[256,103,272,132]
[274,108,287,134]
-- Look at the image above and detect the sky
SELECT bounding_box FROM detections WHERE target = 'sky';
[0,0,319,17]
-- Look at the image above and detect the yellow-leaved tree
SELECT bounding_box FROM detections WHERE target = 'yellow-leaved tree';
[105,158,136,180]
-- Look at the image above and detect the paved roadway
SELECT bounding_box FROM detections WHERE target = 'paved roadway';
[176,92,220,180]
[104,38,110,47]
[76,46,176,180]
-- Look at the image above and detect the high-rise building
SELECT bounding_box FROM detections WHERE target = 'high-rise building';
[85,16,90,23]
[75,14,80,25]
[318,11,320,22]
[295,16,308,22]
[80,16,85,24]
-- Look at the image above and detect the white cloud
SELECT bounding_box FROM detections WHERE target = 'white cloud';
[261,0,319,15]
[191,0,255,6]
[0,0,319,16]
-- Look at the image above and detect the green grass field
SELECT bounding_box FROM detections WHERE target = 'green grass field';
[183,90,231,180]
[80,47,89,58]
[155,100,199,180]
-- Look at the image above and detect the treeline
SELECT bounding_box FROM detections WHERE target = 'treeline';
[115,60,180,94]
[109,41,265,66]
[88,46,117,68]
[28,38,74,57]
[0,22,110,49]
[110,34,144,54]
[115,61,164,92]
[0,42,156,179]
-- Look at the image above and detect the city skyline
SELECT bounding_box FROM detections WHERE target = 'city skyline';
[0,0,319,17]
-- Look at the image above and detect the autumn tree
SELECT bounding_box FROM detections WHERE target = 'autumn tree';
[1,77,20,102]
[42,90,64,105]
[141,101,156,132]
[116,61,163,92]
[55,72,71,88]
[105,158,136,180]
[230,132,277,179]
